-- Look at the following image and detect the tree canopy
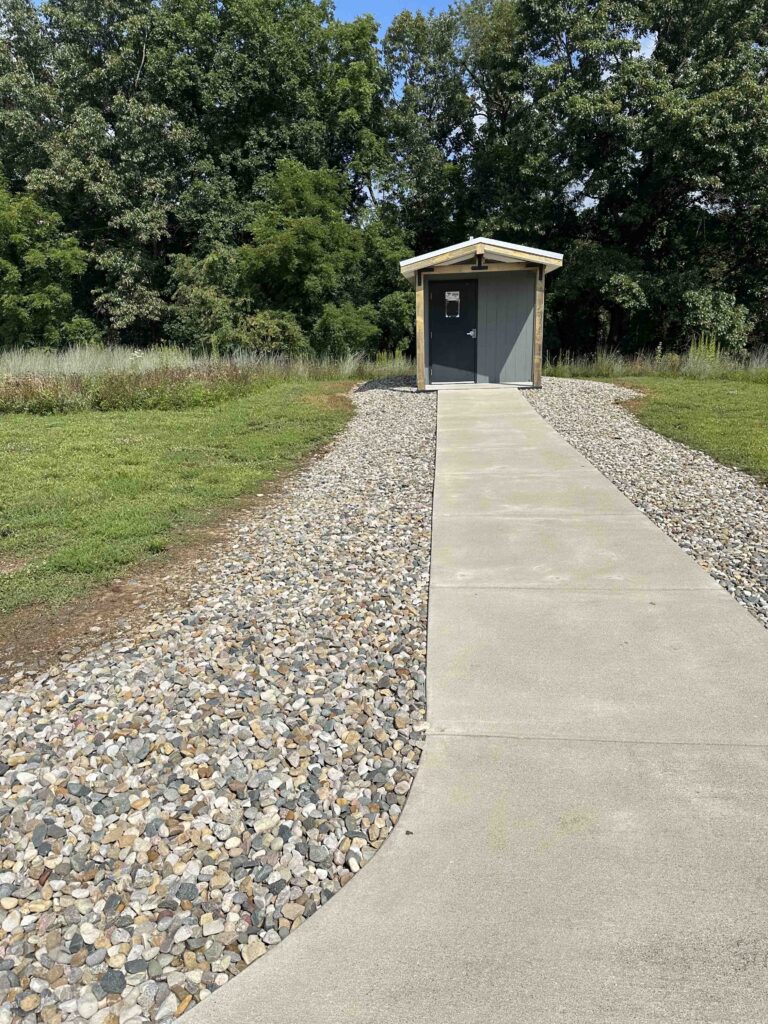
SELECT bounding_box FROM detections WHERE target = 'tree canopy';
[1,0,766,355]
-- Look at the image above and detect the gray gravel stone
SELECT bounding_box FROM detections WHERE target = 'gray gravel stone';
[0,379,434,1022]
[526,377,768,628]
[102,970,126,994]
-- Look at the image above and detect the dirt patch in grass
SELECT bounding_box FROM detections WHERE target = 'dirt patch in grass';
[0,379,354,622]
[1,490,262,678]
[0,383,355,680]
[0,446,334,679]
[0,555,29,575]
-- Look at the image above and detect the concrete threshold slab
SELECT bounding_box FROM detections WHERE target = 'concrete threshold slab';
[186,386,768,1024]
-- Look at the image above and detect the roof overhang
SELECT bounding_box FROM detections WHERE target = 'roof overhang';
[399,236,563,285]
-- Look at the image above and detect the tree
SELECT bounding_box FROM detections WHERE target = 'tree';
[2,0,768,356]
[170,159,414,354]
[238,160,366,327]
[0,182,95,347]
[0,0,54,190]
[445,0,768,353]
[382,10,476,251]
[10,0,394,345]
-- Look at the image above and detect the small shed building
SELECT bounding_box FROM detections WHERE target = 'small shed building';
[399,237,563,390]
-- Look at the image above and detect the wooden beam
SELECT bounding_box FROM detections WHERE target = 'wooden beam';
[415,280,426,391]
[405,240,559,273]
[533,265,545,388]
[400,241,563,282]
[482,242,562,269]
[421,263,531,277]
[424,246,475,269]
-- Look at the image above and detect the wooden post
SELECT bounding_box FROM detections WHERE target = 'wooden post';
[533,266,545,388]
[415,277,426,390]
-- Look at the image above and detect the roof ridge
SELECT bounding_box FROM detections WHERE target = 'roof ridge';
[400,237,563,270]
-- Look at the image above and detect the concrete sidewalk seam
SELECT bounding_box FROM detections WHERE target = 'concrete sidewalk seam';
[427,729,768,750]
[429,582,718,591]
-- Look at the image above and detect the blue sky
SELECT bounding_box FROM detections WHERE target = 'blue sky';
[332,0,451,28]
[331,2,658,57]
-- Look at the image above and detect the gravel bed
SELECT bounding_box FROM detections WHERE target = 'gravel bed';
[526,377,768,628]
[0,379,436,1024]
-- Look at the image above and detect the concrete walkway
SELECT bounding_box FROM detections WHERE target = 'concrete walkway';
[187,388,768,1023]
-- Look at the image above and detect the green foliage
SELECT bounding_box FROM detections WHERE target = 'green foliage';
[241,161,366,327]
[377,291,415,353]
[2,0,768,356]
[680,290,753,353]
[3,0,401,347]
[0,380,353,614]
[214,310,309,357]
[168,247,310,355]
[59,316,102,348]
[381,9,475,248]
[0,183,95,347]
[311,302,380,357]
[167,248,244,353]
[383,0,768,356]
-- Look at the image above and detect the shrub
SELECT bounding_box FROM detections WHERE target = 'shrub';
[311,302,380,357]
[0,184,89,348]
[680,289,753,353]
[377,291,414,354]
[213,310,309,357]
[169,250,312,357]
[59,316,102,348]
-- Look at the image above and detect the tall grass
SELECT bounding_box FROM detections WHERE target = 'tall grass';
[544,341,768,383]
[0,345,197,378]
[0,347,415,414]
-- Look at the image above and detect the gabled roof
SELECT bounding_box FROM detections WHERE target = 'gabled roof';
[399,236,563,282]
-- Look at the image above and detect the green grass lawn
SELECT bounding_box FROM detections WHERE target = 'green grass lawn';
[0,380,352,616]
[617,377,768,483]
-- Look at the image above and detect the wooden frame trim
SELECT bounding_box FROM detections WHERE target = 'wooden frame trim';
[415,280,426,391]
[482,242,562,269]
[533,265,545,388]
[402,240,562,278]
[420,263,532,277]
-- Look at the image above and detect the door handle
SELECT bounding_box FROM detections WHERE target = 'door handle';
[466,329,477,338]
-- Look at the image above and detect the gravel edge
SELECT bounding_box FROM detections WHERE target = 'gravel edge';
[0,379,436,1024]
[525,377,768,629]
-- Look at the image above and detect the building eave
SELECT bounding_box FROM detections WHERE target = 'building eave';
[399,237,563,284]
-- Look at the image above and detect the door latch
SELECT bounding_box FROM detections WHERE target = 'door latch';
[466,329,477,338]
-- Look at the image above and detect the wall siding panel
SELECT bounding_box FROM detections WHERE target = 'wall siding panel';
[477,272,535,383]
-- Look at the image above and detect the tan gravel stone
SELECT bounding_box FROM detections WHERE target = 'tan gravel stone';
[242,939,267,965]
[0,381,433,1023]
